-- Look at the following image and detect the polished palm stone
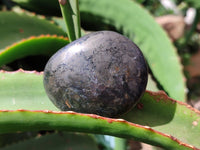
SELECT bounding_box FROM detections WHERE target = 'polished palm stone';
[43,31,148,117]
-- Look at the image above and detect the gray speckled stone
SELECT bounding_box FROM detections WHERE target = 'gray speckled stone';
[43,31,148,117]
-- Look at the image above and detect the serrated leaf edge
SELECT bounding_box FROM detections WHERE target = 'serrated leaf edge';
[0,108,198,150]
[0,34,68,54]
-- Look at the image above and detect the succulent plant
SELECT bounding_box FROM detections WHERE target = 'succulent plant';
[1,0,200,149]
[43,31,148,117]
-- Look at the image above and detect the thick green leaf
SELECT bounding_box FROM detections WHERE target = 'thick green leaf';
[0,70,58,110]
[0,11,66,50]
[10,0,186,100]
[12,0,61,16]
[79,0,186,101]
[0,35,69,67]
[1,132,99,150]
[0,132,38,148]
[0,70,199,149]
[0,110,197,150]
[124,91,200,149]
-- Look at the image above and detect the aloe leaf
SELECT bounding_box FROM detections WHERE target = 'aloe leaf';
[0,132,99,150]
[0,110,198,150]
[12,0,61,16]
[10,0,186,100]
[0,35,69,67]
[0,132,38,148]
[0,70,58,110]
[0,70,199,149]
[0,11,66,50]
[78,0,186,101]
[114,137,126,150]
[0,70,155,110]
[124,91,200,148]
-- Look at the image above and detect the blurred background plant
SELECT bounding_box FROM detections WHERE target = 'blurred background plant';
[0,0,200,149]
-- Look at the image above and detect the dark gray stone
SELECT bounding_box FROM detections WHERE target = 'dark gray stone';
[43,31,148,117]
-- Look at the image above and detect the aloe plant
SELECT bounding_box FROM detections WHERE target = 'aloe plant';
[0,0,200,149]
[0,35,69,66]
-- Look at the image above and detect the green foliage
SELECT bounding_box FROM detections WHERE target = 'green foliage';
[125,92,200,148]
[0,0,200,149]
[184,0,200,8]
[0,70,199,149]
[0,132,38,148]
[0,11,66,50]
[0,35,69,67]
[79,0,186,101]
[58,0,81,42]
[135,0,174,16]
[0,70,57,110]
[0,109,197,150]
[8,0,187,101]
[0,132,99,150]
[11,0,60,16]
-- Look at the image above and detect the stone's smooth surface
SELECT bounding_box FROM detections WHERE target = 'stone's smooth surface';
[43,31,148,118]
